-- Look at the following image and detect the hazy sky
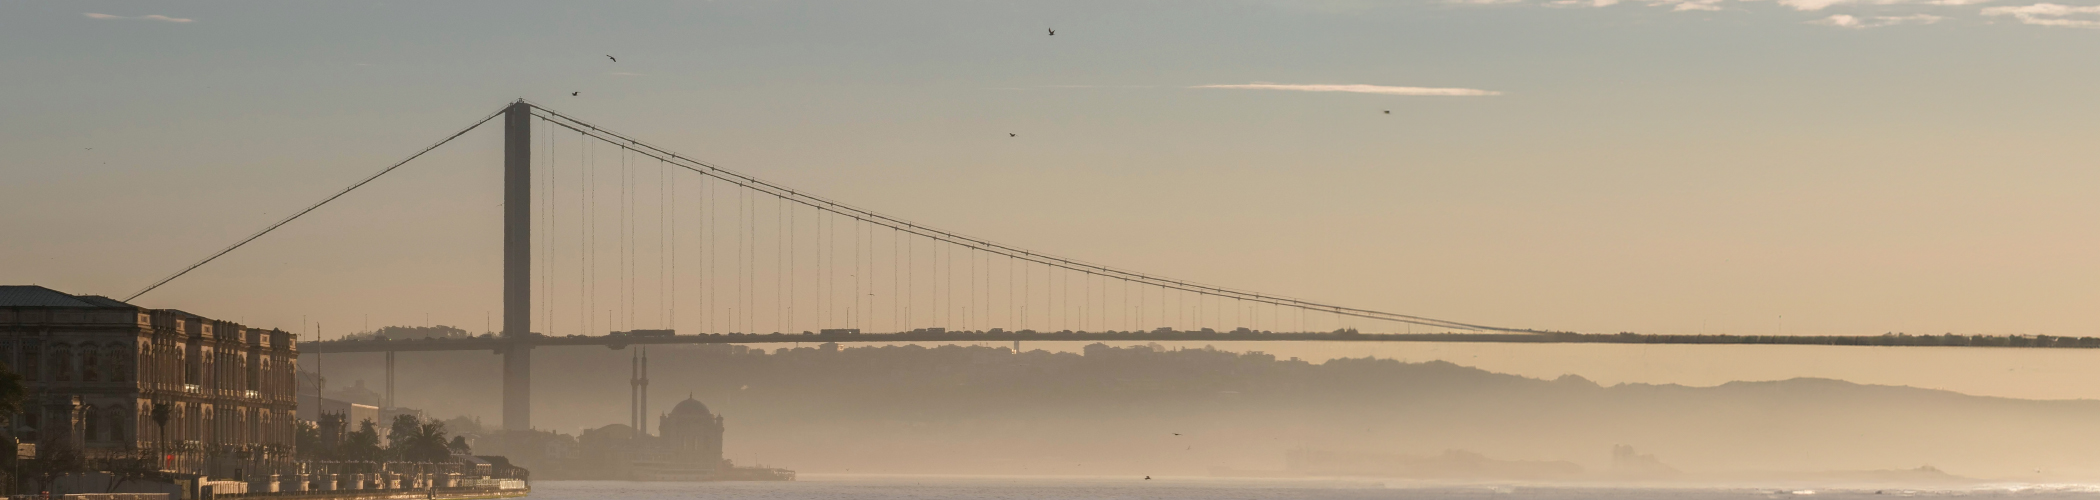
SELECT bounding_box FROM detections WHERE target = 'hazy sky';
[6,0,2100,342]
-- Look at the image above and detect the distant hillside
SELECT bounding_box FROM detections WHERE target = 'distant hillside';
[310,342,2100,479]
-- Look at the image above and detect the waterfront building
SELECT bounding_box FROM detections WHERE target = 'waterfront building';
[0,285,299,469]
[655,397,725,469]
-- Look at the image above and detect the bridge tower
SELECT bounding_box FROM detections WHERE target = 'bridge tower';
[502,100,533,431]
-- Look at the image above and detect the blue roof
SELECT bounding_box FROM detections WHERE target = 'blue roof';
[0,286,134,308]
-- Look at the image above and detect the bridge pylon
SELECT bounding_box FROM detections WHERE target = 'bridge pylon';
[502,100,533,431]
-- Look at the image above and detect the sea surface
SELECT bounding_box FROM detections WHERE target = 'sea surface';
[522,475,2100,499]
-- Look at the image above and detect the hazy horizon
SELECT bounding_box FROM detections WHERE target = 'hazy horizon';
[303,341,2100,480]
[9,0,2100,491]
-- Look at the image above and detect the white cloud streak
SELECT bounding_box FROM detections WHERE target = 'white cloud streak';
[1551,0,1626,8]
[1663,0,1728,11]
[1983,3,2100,26]
[84,12,195,23]
[1774,0,1986,11]
[1809,13,1947,26]
[1548,0,1987,12]
[1194,83,1502,96]
[1458,0,2100,30]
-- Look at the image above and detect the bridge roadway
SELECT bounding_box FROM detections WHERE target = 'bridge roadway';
[299,330,2100,354]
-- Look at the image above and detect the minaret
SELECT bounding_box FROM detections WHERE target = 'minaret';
[640,347,651,436]
[630,348,640,431]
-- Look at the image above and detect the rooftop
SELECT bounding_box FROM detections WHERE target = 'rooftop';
[0,285,134,308]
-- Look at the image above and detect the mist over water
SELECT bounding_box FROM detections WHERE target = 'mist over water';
[308,341,2100,482]
[523,477,2100,500]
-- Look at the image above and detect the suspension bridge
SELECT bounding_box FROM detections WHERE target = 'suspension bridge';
[121,100,2100,435]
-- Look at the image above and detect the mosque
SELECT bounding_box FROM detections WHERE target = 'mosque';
[565,395,731,480]
[541,347,791,481]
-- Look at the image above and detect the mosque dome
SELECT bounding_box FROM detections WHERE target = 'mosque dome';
[669,396,713,417]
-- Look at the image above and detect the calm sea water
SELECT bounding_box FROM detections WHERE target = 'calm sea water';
[521,476,2100,500]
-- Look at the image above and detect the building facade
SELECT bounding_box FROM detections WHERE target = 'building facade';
[655,397,724,469]
[0,286,299,465]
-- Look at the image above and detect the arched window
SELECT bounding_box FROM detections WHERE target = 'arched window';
[23,343,40,382]
[108,346,128,382]
[86,405,103,442]
[52,345,73,382]
[183,349,198,385]
[108,407,128,444]
[82,344,101,382]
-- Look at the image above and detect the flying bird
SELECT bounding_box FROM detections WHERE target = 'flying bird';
[1144,476,1151,480]
[571,92,580,96]
[1383,110,1391,114]
[1173,433,1181,436]
[607,55,617,62]
[1009,133,1017,137]
[1048,28,1055,36]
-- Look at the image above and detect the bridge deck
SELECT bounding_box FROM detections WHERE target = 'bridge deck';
[298,331,2100,353]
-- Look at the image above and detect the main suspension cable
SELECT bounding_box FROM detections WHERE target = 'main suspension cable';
[127,106,507,302]
[525,103,1523,333]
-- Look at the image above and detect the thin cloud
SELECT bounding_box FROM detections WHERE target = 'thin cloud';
[1809,13,1947,26]
[1552,0,1984,12]
[84,12,195,23]
[1194,83,1502,97]
[1551,0,1625,8]
[1774,0,1986,11]
[1983,3,2100,26]
[1661,0,1728,10]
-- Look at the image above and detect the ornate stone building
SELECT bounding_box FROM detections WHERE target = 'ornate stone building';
[0,285,299,466]
[655,397,724,469]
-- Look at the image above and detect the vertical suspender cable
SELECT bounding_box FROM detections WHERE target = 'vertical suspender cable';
[670,157,677,333]
[588,137,596,336]
[777,196,783,333]
[549,119,558,336]
[708,171,717,334]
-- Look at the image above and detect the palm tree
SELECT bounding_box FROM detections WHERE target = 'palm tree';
[149,401,172,466]
[408,421,449,462]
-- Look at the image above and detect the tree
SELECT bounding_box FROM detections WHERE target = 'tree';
[0,361,24,494]
[0,362,24,419]
[447,436,471,455]
[91,449,157,493]
[0,434,16,496]
[25,439,85,495]
[385,416,450,463]
[341,420,382,462]
[149,401,172,450]
[404,421,450,462]
[293,420,323,460]
[385,414,420,459]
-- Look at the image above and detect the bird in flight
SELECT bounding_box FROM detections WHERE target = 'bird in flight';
[1009,133,1017,137]
[1048,28,1055,36]
[1173,433,1181,436]
[1143,476,1151,480]
[571,92,580,96]
[607,55,617,62]
[1383,110,1391,114]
